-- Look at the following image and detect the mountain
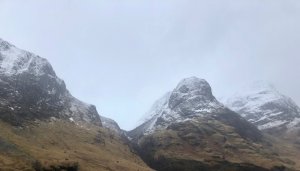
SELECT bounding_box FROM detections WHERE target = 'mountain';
[130,77,262,141]
[0,38,152,171]
[129,77,296,171]
[0,38,101,127]
[225,81,300,134]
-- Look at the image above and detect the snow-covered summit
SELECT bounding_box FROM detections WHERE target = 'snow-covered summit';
[131,77,226,135]
[169,77,221,110]
[0,38,101,126]
[0,39,55,77]
[225,81,300,131]
[175,77,211,93]
[226,81,282,114]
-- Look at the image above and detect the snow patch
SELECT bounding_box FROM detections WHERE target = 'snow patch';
[258,120,287,130]
[69,117,74,122]
[0,39,51,76]
[287,118,300,129]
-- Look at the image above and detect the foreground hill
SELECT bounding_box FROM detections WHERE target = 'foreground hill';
[0,120,152,171]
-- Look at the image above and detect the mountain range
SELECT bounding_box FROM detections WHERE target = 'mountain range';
[129,77,298,171]
[0,38,299,171]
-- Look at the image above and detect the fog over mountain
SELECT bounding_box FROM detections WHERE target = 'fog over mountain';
[0,0,299,130]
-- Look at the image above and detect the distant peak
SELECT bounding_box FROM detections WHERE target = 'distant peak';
[175,77,211,94]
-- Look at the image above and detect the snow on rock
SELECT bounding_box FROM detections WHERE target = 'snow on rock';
[225,81,300,131]
[131,77,226,135]
[69,117,75,122]
[0,39,56,77]
[0,38,101,127]
[287,118,300,129]
[100,116,122,134]
[135,92,172,131]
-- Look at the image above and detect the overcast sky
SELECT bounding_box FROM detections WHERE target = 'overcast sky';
[0,0,300,130]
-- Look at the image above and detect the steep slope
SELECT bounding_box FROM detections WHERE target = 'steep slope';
[130,77,262,141]
[225,82,300,168]
[0,38,153,171]
[0,38,101,126]
[225,81,300,134]
[0,120,153,171]
[129,77,296,171]
[100,116,123,134]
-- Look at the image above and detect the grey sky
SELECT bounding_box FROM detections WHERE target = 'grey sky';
[0,0,300,130]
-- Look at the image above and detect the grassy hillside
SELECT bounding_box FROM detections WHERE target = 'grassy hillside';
[135,118,298,171]
[0,120,153,171]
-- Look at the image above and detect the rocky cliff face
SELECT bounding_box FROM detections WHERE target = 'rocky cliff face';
[0,38,153,171]
[225,81,300,134]
[129,77,293,171]
[100,116,123,134]
[0,38,101,126]
[130,77,262,142]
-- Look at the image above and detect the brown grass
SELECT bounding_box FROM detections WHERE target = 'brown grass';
[0,120,153,171]
[138,119,299,170]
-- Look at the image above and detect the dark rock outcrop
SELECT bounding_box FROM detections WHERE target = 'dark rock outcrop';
[0,38,101,126]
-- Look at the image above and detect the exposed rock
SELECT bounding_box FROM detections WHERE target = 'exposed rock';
[100,116,122,134]
[0,38,101,126]
[130,77,262,142]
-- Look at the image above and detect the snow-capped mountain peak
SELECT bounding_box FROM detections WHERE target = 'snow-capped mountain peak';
[0,38,101,127]
[169,77,221,110]
[131,77,226,135]
[226,81,283,114]
[175,77,211,93]
[225,81,300,132]
[0,39,54,77]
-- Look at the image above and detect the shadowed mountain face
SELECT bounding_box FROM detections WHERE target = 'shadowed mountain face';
[0,38,101,126]
[129,77,294,171]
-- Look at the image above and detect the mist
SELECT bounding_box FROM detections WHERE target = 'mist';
[0,0,299,130]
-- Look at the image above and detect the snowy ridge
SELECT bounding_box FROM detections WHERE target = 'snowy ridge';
[136,92,171,127]
[64,94,100,125]
[225,81,300,131]
[226,81,281,116]
[0,38,101,127]
[0,39,52,77]
[133,77,226,135]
